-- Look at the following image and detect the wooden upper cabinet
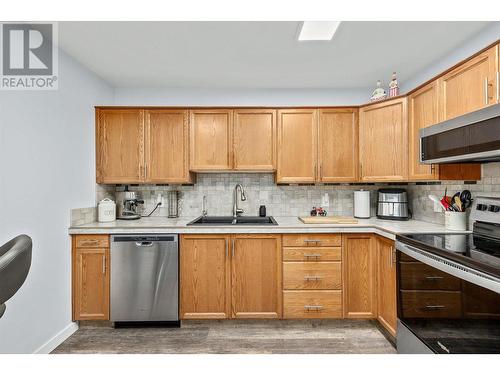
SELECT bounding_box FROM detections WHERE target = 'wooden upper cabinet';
[233,109,276,171]
[72,235,110,321]
[342,234,377,319]
[145,109,193,183]
[408,82,440,181]
[190,109,233,171]
[180,235,231,319]
[376,236,397,337]
[408,83,482,181]
[231,235,282,319]
[96,109,145,183]
[359,97,408,182]
[438,45,498,121]
[318,108,358,182]
[277,109,318,183]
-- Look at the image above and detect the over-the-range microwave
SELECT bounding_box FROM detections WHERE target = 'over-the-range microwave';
[420,103,500,164]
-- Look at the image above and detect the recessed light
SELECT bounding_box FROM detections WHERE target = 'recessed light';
[298,21,341,41]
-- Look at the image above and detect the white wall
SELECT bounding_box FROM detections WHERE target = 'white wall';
[113,87,371,106]
[0,49,114,353]
[401,22,500,92]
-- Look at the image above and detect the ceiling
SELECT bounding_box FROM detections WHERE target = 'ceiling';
[58,21,491,89]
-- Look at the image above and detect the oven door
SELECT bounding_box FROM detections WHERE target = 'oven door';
[395,242,500,354]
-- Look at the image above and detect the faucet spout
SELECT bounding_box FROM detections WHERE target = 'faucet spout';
[233,184,246,218]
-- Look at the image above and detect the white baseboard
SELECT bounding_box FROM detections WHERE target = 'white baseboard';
[34,322,78,354]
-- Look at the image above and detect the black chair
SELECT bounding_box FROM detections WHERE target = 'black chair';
[0,235,32,318]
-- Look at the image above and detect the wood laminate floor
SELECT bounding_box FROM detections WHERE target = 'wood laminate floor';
[52,320,396,354]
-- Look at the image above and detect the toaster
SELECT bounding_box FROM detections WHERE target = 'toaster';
[376,188,411,221]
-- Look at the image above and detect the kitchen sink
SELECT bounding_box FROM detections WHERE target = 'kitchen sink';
[187,216,278,226]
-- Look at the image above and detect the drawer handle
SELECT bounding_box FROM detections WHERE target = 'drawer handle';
[425,276,444,280]
[304,253,322,258]
[425,305,445,310]
[304,275,322,281]
[304,305,323,311]
[303,239,321,243]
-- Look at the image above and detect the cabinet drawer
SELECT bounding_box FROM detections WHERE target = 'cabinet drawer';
[400,262,461,291]
[283,290,342,318]
[283,262,342,290]
[283,247,341,262]
[282,234,341,247]
[74,235,109,248]
[401,290,462,318]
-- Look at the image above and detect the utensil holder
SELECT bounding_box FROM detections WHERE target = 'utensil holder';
[168,190,179,218]
[444,211,467,231]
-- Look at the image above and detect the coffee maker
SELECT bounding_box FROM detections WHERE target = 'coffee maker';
[115,186,144,220]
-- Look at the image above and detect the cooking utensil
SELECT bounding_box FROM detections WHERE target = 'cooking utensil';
[460,190,472,209]
[454,196,463,212]
[429,195,446,211]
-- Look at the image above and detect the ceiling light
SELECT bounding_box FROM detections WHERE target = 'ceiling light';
[298,21,341,41]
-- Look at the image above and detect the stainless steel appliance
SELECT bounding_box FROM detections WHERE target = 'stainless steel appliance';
[116,187,144,220]
[376,188,410,220]
[395,196,500,354]
[420,103,500,164]
[110,234,179,323]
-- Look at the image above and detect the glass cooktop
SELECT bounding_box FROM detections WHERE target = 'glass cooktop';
[397,230,500,278]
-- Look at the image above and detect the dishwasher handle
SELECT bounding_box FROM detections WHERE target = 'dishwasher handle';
[135,241,154,247]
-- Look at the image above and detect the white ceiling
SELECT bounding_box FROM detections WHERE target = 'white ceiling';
[58,21,491,89]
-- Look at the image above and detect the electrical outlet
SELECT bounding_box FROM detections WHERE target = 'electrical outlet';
[321,193,330,208]
[434,201,442,213]
[157,193,162,205]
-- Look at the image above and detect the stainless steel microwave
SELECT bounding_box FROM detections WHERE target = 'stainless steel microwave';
[420,103,500,164]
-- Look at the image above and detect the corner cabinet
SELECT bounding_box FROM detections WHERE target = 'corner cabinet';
[96,108,193,184]
[376,236,397,337]
[72,235,110,321]
[277,109,318,183]
[359,97,408,182]
[180,234,282,320]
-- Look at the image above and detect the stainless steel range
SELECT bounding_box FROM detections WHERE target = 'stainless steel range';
[395,196,500,354]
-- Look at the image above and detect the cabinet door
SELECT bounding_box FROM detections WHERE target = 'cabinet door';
[377,236,397,336]
[342,234,377,318]
[145,109,193,183]
[233,109,276,171]
[438,45,498,121]
[72,245,110,320]
[190,109,233,171]
[96,109,145,183]
[277,109,318,183]
[359,98,408,182]
[318,109,358,182]
[408,82,440,181]
[231,235,282,319]
[180,235,231,319]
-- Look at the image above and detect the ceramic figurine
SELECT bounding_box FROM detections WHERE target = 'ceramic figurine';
[389,72,399,97]
[370,80,387,101]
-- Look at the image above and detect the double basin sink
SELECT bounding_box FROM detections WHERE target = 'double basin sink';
[187,216,278,226]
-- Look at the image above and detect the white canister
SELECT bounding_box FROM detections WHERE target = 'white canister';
[98,198,116,222]
[354,190,371,219]
[444,211,467,231]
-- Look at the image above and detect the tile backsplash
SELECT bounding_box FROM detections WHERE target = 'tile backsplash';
[95,162,500,224]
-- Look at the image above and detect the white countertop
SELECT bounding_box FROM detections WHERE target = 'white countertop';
[68,216,470,240]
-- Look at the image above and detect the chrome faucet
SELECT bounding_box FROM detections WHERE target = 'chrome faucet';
[233,184,247,218]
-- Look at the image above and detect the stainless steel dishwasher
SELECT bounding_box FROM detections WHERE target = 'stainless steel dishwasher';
[110,234,178,323]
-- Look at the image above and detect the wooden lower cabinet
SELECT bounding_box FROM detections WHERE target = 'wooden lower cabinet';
[231,235,282,318]
[72,235,110,321]
[180,234,281,319]
[342,234,377,318]
[180,235,231,319]
[376,236,397,336]
[284,290,342,319]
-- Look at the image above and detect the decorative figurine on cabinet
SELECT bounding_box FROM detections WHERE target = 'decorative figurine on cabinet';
[388,72,399,97]
[370,80,387,102]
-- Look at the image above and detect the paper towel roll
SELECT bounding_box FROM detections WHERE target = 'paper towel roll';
[354,190,370,218]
